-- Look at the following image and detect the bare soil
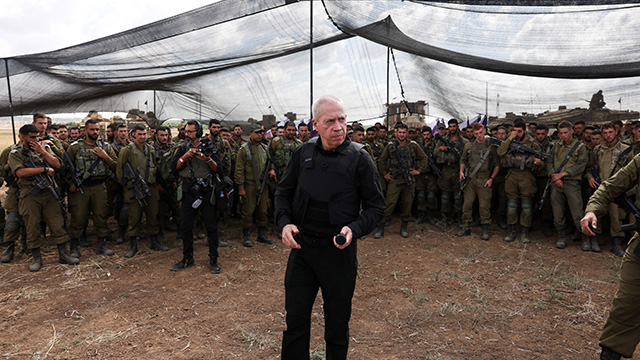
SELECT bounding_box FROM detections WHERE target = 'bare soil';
[0,217,637,360]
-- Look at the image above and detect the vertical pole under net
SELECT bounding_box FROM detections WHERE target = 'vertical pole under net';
[4,59,16,144]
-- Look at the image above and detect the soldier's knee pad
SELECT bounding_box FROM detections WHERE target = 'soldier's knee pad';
[521,198,533,218]
[441,191,452,203]
[427,191,438,207]
[507,198,519,216]
[119,204,129,224]
[453,191,463,205]
[5,212,22,233]
[417,190,426,204]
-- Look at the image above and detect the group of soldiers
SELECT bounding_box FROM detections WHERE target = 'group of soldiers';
[2,112,639,272]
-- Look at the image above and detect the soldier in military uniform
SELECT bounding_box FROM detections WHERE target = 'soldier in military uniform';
[268,121,302,182]
[172,123,186,144]
[9,124,78,272]
[364,127,384,159]
[170,120,223,273]
[235,125,276,247]
[207,119,232,178]
[433,119,468,226]
[297,122,310,143]
[581,159,640,360]
[458,124,500,240]
[490,126,509,229]
[584,123,633,254]
[116,124,168,258]
[0,142,25,263]
[546,120,588,249]
[374,123,427,238]
[533,124,555,236]
[231,125,246,148]
[154,126,180,235]
[498,120,545,244]
[32,113,65,158]
[108,122,129,242]
[66,119,118,257]
[415,126,440,225]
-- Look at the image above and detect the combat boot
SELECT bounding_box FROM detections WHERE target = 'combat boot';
[400,221,409,238]
[590,236,601,253]
[125,237,138,258]
[30,248,42,272]
[257,227,274,244]
[600,346,622,360]
[456,213,464,229]
[611,237,625,257]
[96,237,115,256]
[242,228,253,247]
[69,238,81,258]
[79,228,90,247]
[209,255,221,274]
[504,225,517,242]
[520,227,530,244]
[170,256,194,271]
[497,215,508,230]
[481,225,490,241]
[556,230,567,249]
[1,242,15,263]
[150,235,169,251]
[457,223,471,237]
[416,211,427,224]
[373,224,385,239]
[116,225,126,244]
[581,233,591,251]
[58,243,80,265]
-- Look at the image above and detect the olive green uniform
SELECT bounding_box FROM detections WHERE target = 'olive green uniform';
[235,142,270,230]
[497,136,545,228]
[546,137,588,233]
[9,145,66,250]
[433,134,468,217]
[534,137,555,225]
[415,140,439,212]
[268,135,302,178]
[365,138,386,192]
[116,142,160,238]
[155,141,180,228]
[379,140,428,223]
[1,145,22,245]
[461,139,499,225]
[108,137,129,225]
[584,139,633,238]
[67,139,117,239]
[585,156,640,358]
[209,135,232,178]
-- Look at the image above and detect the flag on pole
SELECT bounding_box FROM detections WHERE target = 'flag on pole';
[432,118,440,135]
[481,115,488,126]
[144,100,148,105]
[619,97,622,104]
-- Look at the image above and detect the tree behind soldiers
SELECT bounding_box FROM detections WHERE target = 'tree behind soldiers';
[170,120,223,273]
[9,124,79,271]
[235,125,276,247]
[433,119,468,226]
[415,126,440,225]
[584,123,633,255]
[116,124,168,258]
[268,121,302,182]
[374,123,427,238]
[458,124,500,240]
[532,124,555,236]
[580,163,640,360]
[546,120,588,249]
[1,142,26,263]
[66,119,118,257]
[498,120,545,244]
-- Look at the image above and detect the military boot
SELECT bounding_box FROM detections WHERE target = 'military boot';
[416,211,427,224]
[611,237,626,257]
[426,210,439,226]
[79,228,91,247]
[96,237,115,256]
[170,256,194,271]
[520,227,530,244]
[242,228,253,247]
[504,225,517,242]
[58,243,80,265]
[400,221,409,238]
[1,242,15,263]
[116,225,126,244]
[257,227,274,244]
[457,223,471,237]
[30,248,42,272]
[600,346,622,360]
[373,224,385,239]
[209,255,221,274]
[456,213,464,229]
[69,238,81,258]
[150,235,169,251]
[125,237,138,258]
[481,225,490,241]
[581,233,591,251]
[556,230,567,249]
[590,236,601,253]
[497,215,508,230]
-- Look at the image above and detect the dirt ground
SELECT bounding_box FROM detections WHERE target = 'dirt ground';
[0,216,637,360]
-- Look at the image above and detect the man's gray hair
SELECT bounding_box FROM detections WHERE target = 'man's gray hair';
[312,95,343,120]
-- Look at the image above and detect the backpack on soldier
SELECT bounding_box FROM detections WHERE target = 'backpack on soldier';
[212,175,234,211]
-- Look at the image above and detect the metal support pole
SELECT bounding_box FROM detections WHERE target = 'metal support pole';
[153,90,156,116]
[310,0,314,120]
[4,59,16,144]
[386,47,390,128]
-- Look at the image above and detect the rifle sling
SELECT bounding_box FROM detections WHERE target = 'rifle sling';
[554,140,582,175]
[247,143,261,186]
[608,146,633,178]
[467,147,492,182]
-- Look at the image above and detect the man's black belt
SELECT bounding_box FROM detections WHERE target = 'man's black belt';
[82,178,107,187]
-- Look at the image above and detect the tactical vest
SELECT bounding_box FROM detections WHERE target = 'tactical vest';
[436,136,464,165]
[15,146,48,190]
[387,141,416,173]
[468,141,492,173]
[74,139,113,180]
[501,138,536,171]
[126,143,157,184]
[242,142,268,179]
[177,142,213,180]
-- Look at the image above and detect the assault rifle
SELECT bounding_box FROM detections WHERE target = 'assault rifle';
[421,144,442,178]
[459,164,470,192]
[257,157,275,204]
[391,145,414,192]
[616,193,640,233]
[23,151,65,213]
[61,152,83,193]
[122,162,152,208]
[434,133,462,160]
[489,137,550,160]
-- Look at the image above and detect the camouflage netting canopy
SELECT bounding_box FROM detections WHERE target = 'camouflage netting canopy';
[3,0,640,122]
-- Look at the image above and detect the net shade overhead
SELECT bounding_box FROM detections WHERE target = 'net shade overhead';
[3,0,640,122]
